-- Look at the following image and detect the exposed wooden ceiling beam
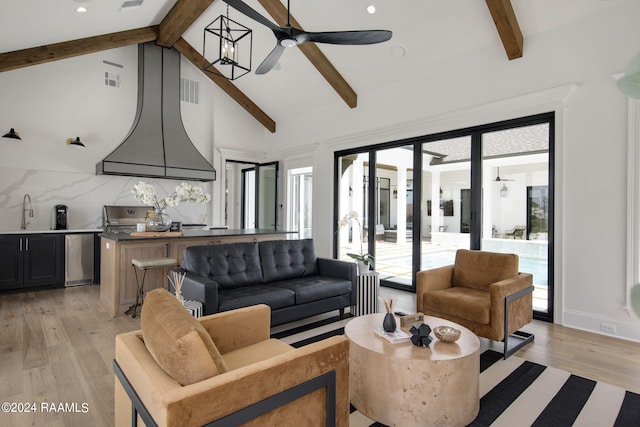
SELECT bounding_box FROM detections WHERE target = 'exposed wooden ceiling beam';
[485,0,523,60]
[174,38,276,133]
[257,0,358,108]
[0,27,159,73]
[157,0,216,48]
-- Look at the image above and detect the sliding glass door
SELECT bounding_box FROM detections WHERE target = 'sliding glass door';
[373,145,414,287]
[334,113,554,320]
[420,136,472,271]
[481,123,551,316]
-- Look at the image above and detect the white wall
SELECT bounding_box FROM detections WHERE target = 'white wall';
[0,44,267,230]
[268,2,640,341]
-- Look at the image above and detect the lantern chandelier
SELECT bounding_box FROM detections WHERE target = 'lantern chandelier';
[203,4,253,80]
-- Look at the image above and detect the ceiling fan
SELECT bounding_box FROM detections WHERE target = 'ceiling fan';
[494,167,514,182]
[222,0,393,74]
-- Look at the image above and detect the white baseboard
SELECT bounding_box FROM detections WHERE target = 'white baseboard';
[562,309,640,343]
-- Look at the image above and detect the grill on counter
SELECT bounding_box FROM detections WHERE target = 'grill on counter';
[103,205,152,234]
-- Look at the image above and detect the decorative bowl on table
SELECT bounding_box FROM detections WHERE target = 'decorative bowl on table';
[433,326,461,343]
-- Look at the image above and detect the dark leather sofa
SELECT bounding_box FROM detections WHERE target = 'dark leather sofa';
[176,239,357,326]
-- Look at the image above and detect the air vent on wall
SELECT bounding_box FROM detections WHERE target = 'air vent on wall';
[181,77,200,104]
[120,0,143,11]
[103,60,123,88]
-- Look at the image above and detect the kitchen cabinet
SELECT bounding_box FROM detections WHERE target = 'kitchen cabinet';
[0,234,64,291]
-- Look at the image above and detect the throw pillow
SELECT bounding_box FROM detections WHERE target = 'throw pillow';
[141,289,229,386]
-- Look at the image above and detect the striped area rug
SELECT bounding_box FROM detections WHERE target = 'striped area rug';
[273,315,640,427]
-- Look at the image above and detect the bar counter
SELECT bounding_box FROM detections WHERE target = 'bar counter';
[100,228,296,316]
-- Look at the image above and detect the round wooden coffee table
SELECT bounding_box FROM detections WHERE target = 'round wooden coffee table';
[344,313,480,427]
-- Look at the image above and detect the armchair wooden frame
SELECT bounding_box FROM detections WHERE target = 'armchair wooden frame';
[114,360,337,427]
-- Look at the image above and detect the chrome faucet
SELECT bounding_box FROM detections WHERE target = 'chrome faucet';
[21,194,33,230]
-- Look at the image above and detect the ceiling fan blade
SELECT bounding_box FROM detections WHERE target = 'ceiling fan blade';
[306,30,392,45]
[222,0,281,32]
[256,43,286,74]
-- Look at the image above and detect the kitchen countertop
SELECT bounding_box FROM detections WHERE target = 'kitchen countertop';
[0,228,102,235]
[99,228,297,242]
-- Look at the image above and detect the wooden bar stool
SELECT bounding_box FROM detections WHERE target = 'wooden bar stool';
[126,257,178,318]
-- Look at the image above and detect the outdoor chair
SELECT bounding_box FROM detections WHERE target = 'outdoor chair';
[504,225,526,239]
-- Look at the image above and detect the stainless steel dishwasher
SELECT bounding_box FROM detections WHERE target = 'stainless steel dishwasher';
[65,234,94,287]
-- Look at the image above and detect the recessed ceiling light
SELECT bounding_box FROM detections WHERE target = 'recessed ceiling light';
[392,46,406,57]
[367,5,376,14]
[76,6,88,13]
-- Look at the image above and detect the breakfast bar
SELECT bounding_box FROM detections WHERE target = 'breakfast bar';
[99,228,294,317]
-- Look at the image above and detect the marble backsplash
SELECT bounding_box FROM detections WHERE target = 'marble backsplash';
[0,167,213,232]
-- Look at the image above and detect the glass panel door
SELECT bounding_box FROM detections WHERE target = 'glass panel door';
[374,145,414,288]
[481,123,551,316]
[420,136,472,271]
[225,160,279,230]
[337,153,369,264]
[287,167,313,238]
[242,167,255,228]
[257,162,278,229]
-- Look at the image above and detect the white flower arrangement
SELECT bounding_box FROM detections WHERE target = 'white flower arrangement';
[131,181,211,211]
[338,210,374,267]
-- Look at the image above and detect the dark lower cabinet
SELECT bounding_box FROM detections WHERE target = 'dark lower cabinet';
[0,234,64,291]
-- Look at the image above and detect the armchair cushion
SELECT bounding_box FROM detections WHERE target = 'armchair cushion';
[452,249,519,291]
[141,289,229,386]
[425,287,491,324]
[223,339,294,370]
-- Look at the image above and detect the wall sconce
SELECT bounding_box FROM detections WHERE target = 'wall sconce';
[3,128,21,140]
[500,184,509,198]
[349,186,353,197]
[392,188,398,199]
[66,137,86,149]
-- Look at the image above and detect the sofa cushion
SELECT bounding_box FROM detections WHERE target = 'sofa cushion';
[141,289,229,386]
[270,276,352,304]
[182,242,263,289]
[452,249,519,291]
[259,239,319,283]
[218,285,296,312]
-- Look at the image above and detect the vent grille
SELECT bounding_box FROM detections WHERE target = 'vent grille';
[181,77,200,104]
[103,60,123,88]
[121,0,143,10]
[65,279,93,287]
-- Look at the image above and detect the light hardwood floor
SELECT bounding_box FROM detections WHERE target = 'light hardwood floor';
[1,285,639,427]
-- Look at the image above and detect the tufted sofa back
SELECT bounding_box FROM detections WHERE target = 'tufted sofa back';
[258,239,319,283]
[182,242,263,288]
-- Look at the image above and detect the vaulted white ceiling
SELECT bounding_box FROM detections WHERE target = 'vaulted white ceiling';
[0,0,630,128]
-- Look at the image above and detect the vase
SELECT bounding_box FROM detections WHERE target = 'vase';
[383,312,396,332]
[145,208,172,232]
[357,260,369,274]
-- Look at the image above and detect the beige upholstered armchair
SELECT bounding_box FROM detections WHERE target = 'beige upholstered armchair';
[416,249,534,358]
[114,289,349,426]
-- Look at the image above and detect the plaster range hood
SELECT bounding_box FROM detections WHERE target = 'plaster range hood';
[96,42,216,182]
